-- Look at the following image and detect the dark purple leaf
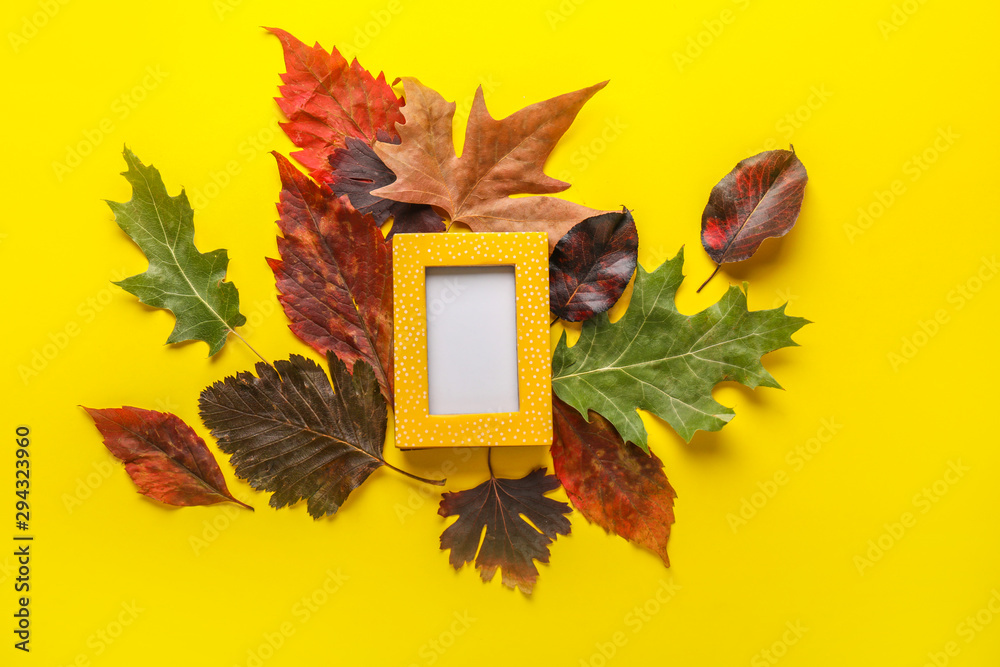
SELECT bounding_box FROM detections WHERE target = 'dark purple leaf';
[549,208,638,322]
[329,134,445,238]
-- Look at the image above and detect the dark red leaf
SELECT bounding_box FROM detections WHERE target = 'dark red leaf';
[699,148,807,291]
[268,27,405,182]
[269,152,395,406]
[84,406,252,509]
[549,208,638,322]
[328,134,445,238]
[551,395,676,565]
[439,464,571,594]
[384,204,449,238]
[200,354,439,518]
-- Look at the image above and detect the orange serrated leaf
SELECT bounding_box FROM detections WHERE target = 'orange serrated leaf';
[268,27,405,182]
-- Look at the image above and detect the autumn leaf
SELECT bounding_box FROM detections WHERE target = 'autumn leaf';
[552,247,808,449]
[373,78,609,250]
[698,148,808,292]
[549,208,638,322]
[328,133,445,237]
[199,353,442,519]
[84,406,251,509]
[269,152,395,405]
[268,27,405,182]
[439,457,571,595]
[552,395,675,565]
[107,147,247,356]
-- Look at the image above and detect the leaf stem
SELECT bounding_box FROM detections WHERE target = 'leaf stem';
[384,461,446,486]
[696,264,721,293]
[229,496,255,511]
[230,328,268,364]
[487,448,494,478]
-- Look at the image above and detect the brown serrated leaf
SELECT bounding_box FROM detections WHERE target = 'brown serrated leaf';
[373,78,609,250]
[438,456,572,594]
[84,406,252,510]
[268,152,395,406]
[551,395,675,565]
[199,353,442,519]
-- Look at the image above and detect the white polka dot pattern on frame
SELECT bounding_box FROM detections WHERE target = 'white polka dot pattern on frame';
[392,232,553,449]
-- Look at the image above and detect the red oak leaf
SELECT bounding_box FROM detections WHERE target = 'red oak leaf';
[698,148,808,292]
[549,207,638,322]
[268,152,395,405]
[328,134,445,238]
[439,460,572,595]
[84,406,251,509]
[268,27,404,182]
[551,395,676,565]
[373,78,609,250]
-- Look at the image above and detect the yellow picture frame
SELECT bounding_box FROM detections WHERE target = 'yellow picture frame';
[392,232,553,449]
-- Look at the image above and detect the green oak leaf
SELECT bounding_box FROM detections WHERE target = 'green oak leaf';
[107,147,246,355]
[551,247,808,450]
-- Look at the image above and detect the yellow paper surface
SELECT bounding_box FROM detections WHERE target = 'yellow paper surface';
[2,0,998,664]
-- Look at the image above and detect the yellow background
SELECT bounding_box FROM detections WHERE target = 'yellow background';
[2,0,998,665]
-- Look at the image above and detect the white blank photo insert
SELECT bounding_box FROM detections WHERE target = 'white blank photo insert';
[424,266,520,415]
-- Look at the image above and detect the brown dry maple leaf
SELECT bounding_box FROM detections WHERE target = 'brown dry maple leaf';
[373,78,610,250]
[551,395,676,565]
